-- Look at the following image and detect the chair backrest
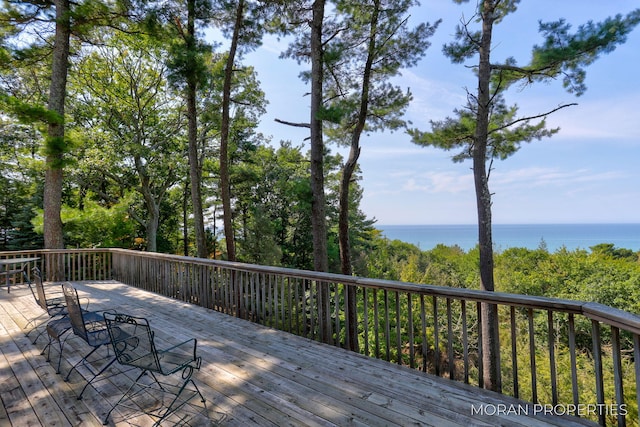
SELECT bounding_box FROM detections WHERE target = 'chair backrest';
[103,313,162,373]
[62,283,89,341]
[32,267,48,312]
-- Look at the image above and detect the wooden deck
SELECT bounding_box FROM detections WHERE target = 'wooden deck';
[0,280,597,427]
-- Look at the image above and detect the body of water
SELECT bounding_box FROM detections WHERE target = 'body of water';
[378,224,640,252]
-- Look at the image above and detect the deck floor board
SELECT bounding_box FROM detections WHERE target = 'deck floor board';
[0,281,597,426]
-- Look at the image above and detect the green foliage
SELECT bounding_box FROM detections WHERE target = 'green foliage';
[32,197,138,248]
[590,243,638,262]
[323,0,440,143]
[410,94,559,163]
[530,11,640,95]
[355,236,640,423]
[0,94,63,126]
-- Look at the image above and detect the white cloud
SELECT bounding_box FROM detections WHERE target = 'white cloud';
[401,171,473,194]
[398,70,470,122]
[492,167,627,191]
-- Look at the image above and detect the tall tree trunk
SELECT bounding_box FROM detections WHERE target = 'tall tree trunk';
[137,158,160,253]
[183,179,189,256]
[339,144,360,351]
[310,0,328,273]
[474,0,501,393]
[220,0,244,263]
[310,0,330,343]
[186,0,207,258]
[44,0,71,253]
[145,208,159,253]
[338,0,380,351]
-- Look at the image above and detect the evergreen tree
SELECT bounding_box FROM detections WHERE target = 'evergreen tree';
[409,0,640,392]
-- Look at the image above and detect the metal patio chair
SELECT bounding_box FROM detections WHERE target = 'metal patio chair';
[43,283,105,375]
[24,267,67,342]
[43,315,72,374]
[103,312,205,426]
[62,283,116,400]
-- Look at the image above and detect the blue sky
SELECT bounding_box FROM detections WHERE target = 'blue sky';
[215,1,640,225]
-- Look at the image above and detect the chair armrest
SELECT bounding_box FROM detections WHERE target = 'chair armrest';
[163,338,199,363]
[83,309,118,331]
[79,297,91,310]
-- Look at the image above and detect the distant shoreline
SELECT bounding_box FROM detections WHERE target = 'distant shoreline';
[377,223,640,252]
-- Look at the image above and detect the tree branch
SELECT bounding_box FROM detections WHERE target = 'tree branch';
[487,103,578,135]
[274,118,311,128]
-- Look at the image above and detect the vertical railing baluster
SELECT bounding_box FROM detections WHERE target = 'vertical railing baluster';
[591,320,606,426]
[335,283,341,347]
[477,301,483,388]
[447,298,454,380]
[244,271,250,318]
[344,283,351,351]
[548,311,558,406]
[510,306,519,398]
[301,279,308,337]
[384,289,390,362]
[634,334,640,427]
[252,272,258,321]
[262,274,274,328]
[281,275,287,331]
[252,272,258,323]
[310,281,316,340]
[373,289,380,359]
[420,295,427,373]
[611,326,625,427]
[294,278,301,336]
[276,275,281,328]
[363,288,370,357]
[528,308,537,403]
[434,297,440,377]
[395,291,402,365]
[279,275,293,333]
[461,300,469,384]
[408,293,415,369]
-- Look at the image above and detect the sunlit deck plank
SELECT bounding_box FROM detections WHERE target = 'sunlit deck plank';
[0,281,597,426]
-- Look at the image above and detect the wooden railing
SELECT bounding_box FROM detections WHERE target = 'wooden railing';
[3,248,639,426]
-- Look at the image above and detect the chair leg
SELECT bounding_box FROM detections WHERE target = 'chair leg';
[192,378,206,403]
[65,346,100,382]
[77,356,117,400]
[24,314,46,339]
[31,327,47,345]
[153,372,206,425]
[55,339,66,374]
[103,369,148,425]
[46,334,68,374]
[44,322,71,374]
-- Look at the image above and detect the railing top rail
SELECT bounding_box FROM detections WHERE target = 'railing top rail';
[0,249,113,256]
[104,249,591,313]
[5,248,640,335]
